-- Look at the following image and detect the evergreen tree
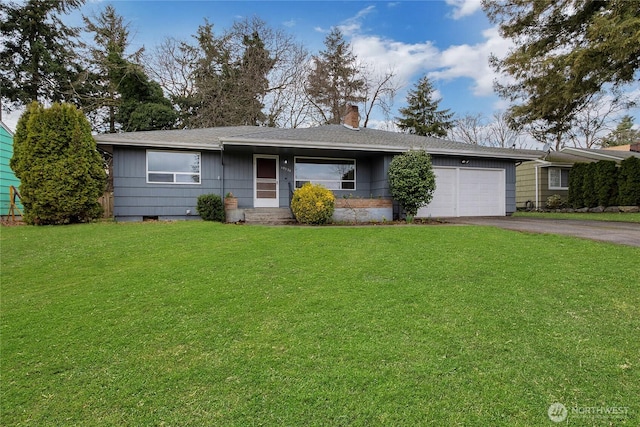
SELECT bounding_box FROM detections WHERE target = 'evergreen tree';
[113,60,177,132]
[396,76,453,138]
[189,21,236,128]
[306,28,365,124]
[80,5,143,133]
[187,21,276,127]
[236,32,276,125]
[484,0,640,144]
[601,115,640,148]
[0,0,84,110]
[10,102,107,224]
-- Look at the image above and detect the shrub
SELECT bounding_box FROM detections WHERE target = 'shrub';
[545,194,565,209]
[291,183,335,225]
[595,160,618,206]
[618,156,640,206]
[582,162,598,208]
[568,163,587,208]
[10,102,107,225]
[196,194,225,221]
[388,149,436,220]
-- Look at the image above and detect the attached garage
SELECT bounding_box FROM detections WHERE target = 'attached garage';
[417,167,505,217]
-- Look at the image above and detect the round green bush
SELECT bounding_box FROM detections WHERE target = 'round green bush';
[196,194,225,221]
[291,183,335,225]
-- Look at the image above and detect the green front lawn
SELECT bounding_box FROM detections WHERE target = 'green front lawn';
[513,211,640,223]
[2,222,638,426]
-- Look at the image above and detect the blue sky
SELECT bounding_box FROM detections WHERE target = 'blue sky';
[3,0,508,131]
[2,0,637,141]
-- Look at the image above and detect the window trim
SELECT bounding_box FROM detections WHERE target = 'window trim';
[548,167,569,190]
[294,156,357,190]
[146,149,201,185]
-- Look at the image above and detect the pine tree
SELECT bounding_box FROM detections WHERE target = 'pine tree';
[306,28,365,124]
[484,0,640,145]
[396,76,453,138]
[236,32,276,125]
[601,115,640,148]
[80,5,143,133]
[10,102,107,224]
[0,0,84,110]
[187,21,276,127]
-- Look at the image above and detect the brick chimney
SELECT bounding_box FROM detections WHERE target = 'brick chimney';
[342,105,360,130]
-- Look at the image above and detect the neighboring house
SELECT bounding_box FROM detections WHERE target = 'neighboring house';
[516,146,640,209]
[0,121,22,218]
[94,110,540,222]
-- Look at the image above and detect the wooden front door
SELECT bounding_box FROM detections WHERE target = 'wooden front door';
[254,155,279,207]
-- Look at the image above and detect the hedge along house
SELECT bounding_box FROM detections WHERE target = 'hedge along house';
[0,120,22,219]
[95,108,541,222]
[516,146,640,210]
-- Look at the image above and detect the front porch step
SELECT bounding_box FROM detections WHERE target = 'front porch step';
[244,208,297,225]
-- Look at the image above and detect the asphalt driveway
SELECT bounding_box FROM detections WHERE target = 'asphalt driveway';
[448,217,640,247]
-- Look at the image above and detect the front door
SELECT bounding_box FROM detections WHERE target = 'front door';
[254,155,279,207]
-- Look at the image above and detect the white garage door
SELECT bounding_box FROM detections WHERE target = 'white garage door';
[417,167,505,217]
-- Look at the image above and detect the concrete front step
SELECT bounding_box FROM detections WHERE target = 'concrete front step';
[244,208,297,225]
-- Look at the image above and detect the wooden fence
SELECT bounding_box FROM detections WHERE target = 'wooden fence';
[98,192,114,218]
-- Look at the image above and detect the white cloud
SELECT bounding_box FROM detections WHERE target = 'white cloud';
[445,0,483,20]
[337,5,376,36]
[429,27,512,96]
[351,35,440,86]
[351,24,513,101]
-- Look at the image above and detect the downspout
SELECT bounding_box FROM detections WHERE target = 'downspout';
[220,142,225,199]
[535,165,540,210]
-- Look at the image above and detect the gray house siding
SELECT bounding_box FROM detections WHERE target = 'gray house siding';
[113,147,222,221]
[431,155,517,215]
[222,147,384,207]
[113,147,393,220]
[111,145,519,221]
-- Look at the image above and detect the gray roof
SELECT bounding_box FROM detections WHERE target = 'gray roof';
[561,147,640,161]
[95,124,542,160]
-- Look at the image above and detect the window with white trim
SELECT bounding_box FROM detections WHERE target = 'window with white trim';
[147,150,201,184]
[294,157,356,190]
[548,167,569,190]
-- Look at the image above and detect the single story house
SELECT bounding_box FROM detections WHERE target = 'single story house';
[516,146,640,209]
[0,120,22,218]
[95,110,541,222]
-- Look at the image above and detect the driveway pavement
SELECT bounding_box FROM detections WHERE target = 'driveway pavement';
[448,217,640,247]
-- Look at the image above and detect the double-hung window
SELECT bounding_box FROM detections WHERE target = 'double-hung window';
[147,150,201,184]
[294,157,356,190]
[548,167,569,190]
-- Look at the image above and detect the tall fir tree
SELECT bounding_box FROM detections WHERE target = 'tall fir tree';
[306,28,365,124]
[80,5,143,133]
[0,0,85,110]
[236,32,276,125]
[396,76,453,138]
[187,21,275,127]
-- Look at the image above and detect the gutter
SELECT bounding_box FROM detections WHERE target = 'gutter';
[94,138,222,151]
[221,138,541,161]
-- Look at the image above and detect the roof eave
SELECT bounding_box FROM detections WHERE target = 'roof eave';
[95,138,222,151]
[221,138,407,153]
[222,137,542,160]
